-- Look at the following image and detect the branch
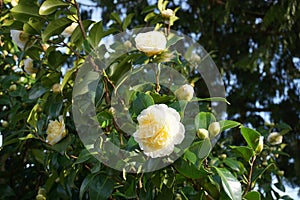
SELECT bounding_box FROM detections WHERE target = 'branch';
[73,0,86,39]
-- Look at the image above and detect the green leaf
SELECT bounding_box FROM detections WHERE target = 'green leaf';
[123,13,134,30]
[39,0,69,15]
[252,163,276,183]
[28,84,48,100]
[193,97,231,104]
[213,167,242,200]
[241,127,261,150]
[61,65,79,90]
[88,21,104,48]
[229,146,254,162]
[131,92,154,116]
[19,133,37,140]
[244,191,261,200]
[42,18,73,42]
[166,33,183,48]
[89,175,114,200]
[219,120,241,132]
[27,104,39,127]
[223,158,245,172]
[75,149,94,164]
[174,158,209,179]
[71,20,93,44]
[194,112,216,130]
[11,3,40,21]
[80,174,96,200]
[110,12,122,24]
[186,139,211,166]
[23,17,45,34]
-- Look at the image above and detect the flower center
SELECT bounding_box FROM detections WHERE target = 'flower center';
[141,126,169,149]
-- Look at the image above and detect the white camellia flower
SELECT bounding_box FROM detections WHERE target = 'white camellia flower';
[10,30,31,50]
[62,22,78,37]
[174,84,194,101]
[133,104,185,158]
[161,9,174,18]
[267,132,283,145]
[46,116,67,145]
[23,58,37,74]
[135,31,167,57]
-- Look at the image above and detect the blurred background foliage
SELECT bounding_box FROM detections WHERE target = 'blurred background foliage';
[0,0,299,199]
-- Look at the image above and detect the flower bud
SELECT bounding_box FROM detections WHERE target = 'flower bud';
[277,170,284,176]
[2,120,9,128]
[255,136,264,154]
[267,132,283,145]
[9,84,17,91]
[208,122,221,137]
[219,153,227,160]
[161,9,174,18]
[36,194,46,200]
[124,40,132,49]
[174,84,194,101]
[197,128,209,140]
[52,83,61,94]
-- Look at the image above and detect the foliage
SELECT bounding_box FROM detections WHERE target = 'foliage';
[0,0,297,199]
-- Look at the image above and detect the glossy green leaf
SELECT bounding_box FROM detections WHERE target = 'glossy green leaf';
[193,97,230,104]
[230,146,254,162]
[131,92,154,116]
[71,20,93,44]
[244,191,261,200]
[39,0,69,15]
[11,3,40,21]
[219,120,241,132]
[195,112,216,130]
[186,139,211,166]
[241,127,261,150]
[213,167,242,200]
[42,18,73,42]
[28,84,48,100]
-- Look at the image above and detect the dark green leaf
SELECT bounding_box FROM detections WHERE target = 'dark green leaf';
[89,175,114,200]
[174,158,209,179]
[213,167,242,200]
[123,13,135,30]
[42,18,73,42]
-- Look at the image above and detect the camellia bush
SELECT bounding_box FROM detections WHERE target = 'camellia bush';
[0,0,293,199]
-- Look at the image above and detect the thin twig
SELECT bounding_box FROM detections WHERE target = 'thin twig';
[73,0,86,39]
[243,155,256,195]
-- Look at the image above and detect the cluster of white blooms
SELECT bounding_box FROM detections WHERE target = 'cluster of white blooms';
[133,104,185,158]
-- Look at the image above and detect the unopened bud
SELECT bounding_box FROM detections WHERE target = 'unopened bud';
[52,83,61,94]
[174,84,194,101]
[197,128,209,140]
[277,170,284,176]
[208,122,221,138]
[9,84,17,91]
[255,136,264,154]
[219,154,227,160]
[161,9,174,18]
[2,120,9,128]
[36,194,46,200]
[124,40,132,49]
